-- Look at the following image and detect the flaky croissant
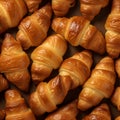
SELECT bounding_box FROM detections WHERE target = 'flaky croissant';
[29,50,93,116]
[16,3,52,50]
[115,116,120,120]
[0,109,5,120]
[52,0,75,17]
[82,103,111,120]
[111,87,120,111]
[24,0,43,13]
[105,0,120,58]
[0,74,8,92]
[115,58,120,78]
[31,34,67,84]
[78,56,116,111]
[0,0,27,34]
[0,34,30,92]
[45,100,78,120]
[52,16,105,54]
[5,89,36,120]
[79,0,109,21]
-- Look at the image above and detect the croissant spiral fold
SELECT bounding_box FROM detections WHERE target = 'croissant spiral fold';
[45,100,78,120]
[80,0,109,21]
[78,56,116,111]
[82,103,111,120]
[105,0,120,58]
[31,34,67,84]
[52,0,75,17]
[16,3,52,50]
[5,89,36,120]
[0,34,30,91]
[52,16,105,54]
[0,0,27,34]
[29,50,93,116]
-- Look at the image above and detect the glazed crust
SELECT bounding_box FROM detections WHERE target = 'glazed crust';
[52,16,105,54]
[78,56,116,111]
[0,34,30,91]
[80,0,109,20]
[105,0,120,58]
[29,50,93,116]
[16,3,52,50]
[0,0,27,34]
[31,34,67,84]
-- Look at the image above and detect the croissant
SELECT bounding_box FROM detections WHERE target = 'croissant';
[45,100,78,120]
[0,74,8,92]
[31,34,67,84]
[0,109,5,120]
[115,116,120,120]
[79,0,109,21]
[0,34,30,91]
[52,16,105,54]
[52,0,75,17]
[29,50,93,116]
[0,0,27,34]
[78,56,116,111]
[5,89,36,120]
[24,0,43,13]
[16,3,52,50]
[82,103,111,120]
[111,87,120,111]
[115,58,120,78]
[105,0,120,58]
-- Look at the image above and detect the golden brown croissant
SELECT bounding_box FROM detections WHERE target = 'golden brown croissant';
[82,103,111,120]
[105,0,120,58]
[115,58,120,78]
[29,50,93,116]
[0,34,30,92]
[24,0,43,13]
[31,34,67,84]
[0,74,8,92]
[52,16,105,54]
[115,116,120,120]
[45,100,78,120]
[52,0,75,17]
[16,3,52,50]
[78,56,116,111]
[80,0,109,21]
[111,87,120,111]
[0,109,5,120]
[5,89,36,120]
[0,0,27,34]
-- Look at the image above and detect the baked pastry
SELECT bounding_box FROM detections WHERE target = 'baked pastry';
[0,34,30,91]
[5,89,36,120]
[16,3,52,50]
[52,16,105,54]
[78,56,116,111]
[115,58,120,78]
[0,74,8,92]
[45,100,78,120]
[105,0,120,58]
[52,0,75,17]
[82,103,111,120]
[29,50,93,116]
[80,0,109,21]
[111,87,120,111]
[24,0,43,13]
[0,0,27,34]
[31,34,67,84]
[0,109,5,120]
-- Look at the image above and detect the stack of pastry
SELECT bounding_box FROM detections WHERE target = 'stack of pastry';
[0,0,120,120]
